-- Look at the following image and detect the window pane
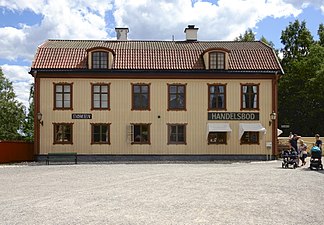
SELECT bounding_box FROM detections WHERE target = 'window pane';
[64,94,70,101]
[134,125,141,142]
[178,94,185,108]
[56,85,62,92]
[178,133,184,142]
[101,85,108,93]
[141,94,149,108]
[101,101,107,108]
[218,95,224,108]
[170,134,177,142]
[93,101,100,108]
[141,85,148,93]
[170,86,177,93]
[56,94,62,101]
[133,85,141,93]
[56,100,62,108]
[64,85,70,92]
[169,95,177,108]
[210,95,216,108]
[64,100,70,108]
[101,94,108,101]
[177,125,184,134]
[217,86,224,93]
[93,94,100,101]
[178,86,184,93]
[93,85,100,93]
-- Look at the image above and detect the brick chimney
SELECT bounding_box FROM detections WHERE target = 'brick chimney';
[115,28,129,41]
[184,25,198,41]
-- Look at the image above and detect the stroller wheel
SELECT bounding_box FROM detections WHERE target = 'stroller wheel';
[293,163,297,169]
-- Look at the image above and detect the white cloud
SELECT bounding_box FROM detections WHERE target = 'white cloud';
[283,0,324,13]
[114,0,302,41]
[1,64,33,108]
[0,0,114,61]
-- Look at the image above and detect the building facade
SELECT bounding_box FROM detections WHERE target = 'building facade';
[30,26,283,161]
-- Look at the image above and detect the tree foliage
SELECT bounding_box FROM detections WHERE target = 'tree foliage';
[0,68,25,140]
[22,84,34,141]
[278,20,324,136]
[280,20,314,72]
[318,23,324,46]
[234,28,255,41]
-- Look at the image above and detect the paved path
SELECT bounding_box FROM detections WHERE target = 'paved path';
[0,160,323,225]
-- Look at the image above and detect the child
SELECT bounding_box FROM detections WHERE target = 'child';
[299,140,307,166]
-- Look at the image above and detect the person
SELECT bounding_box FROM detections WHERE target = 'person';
[299,140,307,166]
[289,134,300,166]
[289,132,293,140]
[315,134,322,150]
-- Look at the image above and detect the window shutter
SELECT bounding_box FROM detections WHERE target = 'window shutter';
[127,124,134,143]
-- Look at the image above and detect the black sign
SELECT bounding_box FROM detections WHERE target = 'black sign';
[72,113,92,119]
[208,112,259,121]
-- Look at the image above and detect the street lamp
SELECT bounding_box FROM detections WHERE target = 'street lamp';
[269,111,276,126]
[37,112,43,126]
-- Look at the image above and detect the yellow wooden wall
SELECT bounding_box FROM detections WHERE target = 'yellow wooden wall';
[39,78,274,155]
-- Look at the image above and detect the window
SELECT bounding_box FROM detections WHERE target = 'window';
[91,123,110,144]
[132,124,150,144]
[132,84,150,110]
[168,84,186,110]
[92,51,108,69]
[92,84,109,110]
[168,124,186,144]
[209,52,225,69]
[241,132,259,144]
[241,84,259,110]
[208,132,227,144]
[54,83,72,110]
[53,123,73,144]
[209,84,226,110]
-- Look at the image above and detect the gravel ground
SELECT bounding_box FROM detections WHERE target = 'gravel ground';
[0,159,324,225]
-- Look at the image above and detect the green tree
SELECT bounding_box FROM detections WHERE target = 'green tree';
[260,35,279,56]
[22,84,34,141]
[0,68,25,140]
[280,20,314,72]
[234,28,255,41]
[318,23,324,46]
[304,44,324,135]
[278,20,324,135]
[260,36,275,48]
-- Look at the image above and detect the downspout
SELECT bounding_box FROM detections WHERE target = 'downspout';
[272,71,279,159]
[30,70,40,158]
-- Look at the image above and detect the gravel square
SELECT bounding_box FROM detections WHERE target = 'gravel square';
[0,160,323,225]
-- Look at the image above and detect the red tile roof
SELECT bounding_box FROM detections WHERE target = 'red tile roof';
[31,40,283,73]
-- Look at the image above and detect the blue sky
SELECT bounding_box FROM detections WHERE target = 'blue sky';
[0,0,324,108]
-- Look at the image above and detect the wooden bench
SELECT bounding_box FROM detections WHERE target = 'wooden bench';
[46,152,78,165]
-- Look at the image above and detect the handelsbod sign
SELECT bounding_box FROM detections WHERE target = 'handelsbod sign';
[208,112,259,121]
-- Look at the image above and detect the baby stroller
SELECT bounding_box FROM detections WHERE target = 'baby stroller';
[282,148,298,169]
[310,146,323,171]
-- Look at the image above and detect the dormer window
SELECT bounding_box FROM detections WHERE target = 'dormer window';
[203,48,230,70]
[87,48,115,69]
[209,52,225,70]
[92,51,108,69]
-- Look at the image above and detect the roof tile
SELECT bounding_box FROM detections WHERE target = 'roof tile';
[31,40,282,72]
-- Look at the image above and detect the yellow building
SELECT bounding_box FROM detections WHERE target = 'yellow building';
[30,26,283,161]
